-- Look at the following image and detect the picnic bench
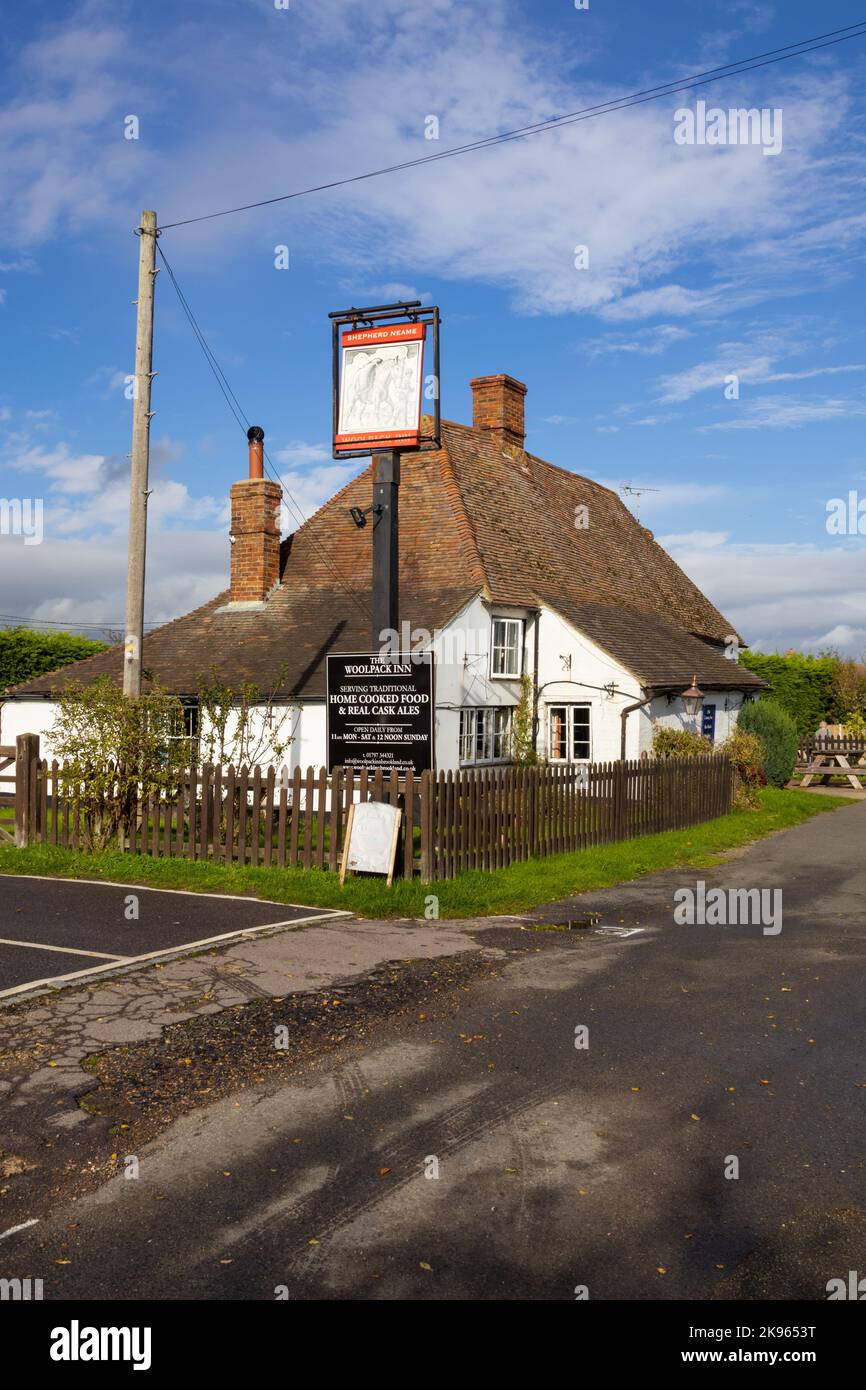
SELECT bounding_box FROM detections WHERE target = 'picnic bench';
[798,735,866,791]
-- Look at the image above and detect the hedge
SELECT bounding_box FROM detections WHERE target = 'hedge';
[738,650,840,738]
[0,626,107,695]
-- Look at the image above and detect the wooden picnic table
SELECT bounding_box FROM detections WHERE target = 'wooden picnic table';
[799,737,866,791]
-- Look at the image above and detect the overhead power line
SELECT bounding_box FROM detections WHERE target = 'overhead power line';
[157,21,866,231]
[0,615,159,631]
[155,243,373,622]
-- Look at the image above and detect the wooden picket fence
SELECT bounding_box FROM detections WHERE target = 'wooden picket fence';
[12,734,734,882]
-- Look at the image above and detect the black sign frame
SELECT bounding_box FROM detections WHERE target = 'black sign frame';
[326,652,435,775]
[328,300,441,461]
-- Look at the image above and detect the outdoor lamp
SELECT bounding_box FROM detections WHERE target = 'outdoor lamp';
[681,675,704,719]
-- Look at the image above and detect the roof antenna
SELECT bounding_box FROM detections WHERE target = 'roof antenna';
[619,482,660,522]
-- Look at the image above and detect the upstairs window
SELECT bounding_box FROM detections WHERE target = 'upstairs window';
[490,617,523,678]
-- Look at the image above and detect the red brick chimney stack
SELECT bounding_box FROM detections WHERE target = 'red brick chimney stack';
[229,426,282,604]
[470,374,527,459]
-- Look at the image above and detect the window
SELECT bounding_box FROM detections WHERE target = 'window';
[459,707,512,765]
[548,704,591,762]
[490,617,523,678]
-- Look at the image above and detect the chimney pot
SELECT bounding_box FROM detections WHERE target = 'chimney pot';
[247,424,265,479]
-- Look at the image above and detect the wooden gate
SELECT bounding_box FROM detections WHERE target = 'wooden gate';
[0,745,15,844]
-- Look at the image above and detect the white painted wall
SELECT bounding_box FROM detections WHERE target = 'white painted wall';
[534,607,644,764]
[646,690,747,749]
[0,699,57,752]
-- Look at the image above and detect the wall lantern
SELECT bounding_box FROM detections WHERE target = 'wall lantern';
[681,675,705,719]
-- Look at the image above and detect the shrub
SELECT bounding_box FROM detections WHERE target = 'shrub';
[843,709,866,739]
[50,678,188,852]
[721,727,767,809]
[737,699,799,787]
[651,726,712,759]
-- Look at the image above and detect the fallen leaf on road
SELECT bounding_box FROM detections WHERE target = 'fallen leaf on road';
[420,1262,432,1271]
[379,1167,391,1176]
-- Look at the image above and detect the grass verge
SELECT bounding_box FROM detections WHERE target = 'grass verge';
[0,787,857,920]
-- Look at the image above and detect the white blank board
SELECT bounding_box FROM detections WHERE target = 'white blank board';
[343,800,401,879]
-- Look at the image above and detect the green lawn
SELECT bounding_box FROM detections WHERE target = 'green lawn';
[0,787,856,920]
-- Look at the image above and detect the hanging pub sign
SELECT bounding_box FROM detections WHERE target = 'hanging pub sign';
[329,300,441,460]
[326,652,435,775]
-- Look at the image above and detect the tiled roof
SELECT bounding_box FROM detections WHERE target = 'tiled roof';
[552,600,766,691]
[7,416,758,698]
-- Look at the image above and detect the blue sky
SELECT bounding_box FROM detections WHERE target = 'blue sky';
[1,0,866,653]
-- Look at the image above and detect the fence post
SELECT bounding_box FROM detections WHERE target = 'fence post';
[420,770,431,884]
[613,759,627,840]
[15,733,40,847]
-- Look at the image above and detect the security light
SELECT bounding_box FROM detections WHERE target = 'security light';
[348,504,381,529]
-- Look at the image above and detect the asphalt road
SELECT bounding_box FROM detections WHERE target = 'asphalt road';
[2,802,865,1300]
[0,876,344,993]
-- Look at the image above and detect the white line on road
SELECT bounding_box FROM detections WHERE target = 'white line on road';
[0,873,351,913]
[0,910,356,1002]
[0,938,129,961]
[0,1218,39,1241]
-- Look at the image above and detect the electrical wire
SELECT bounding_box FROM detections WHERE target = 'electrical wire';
[157,21,866,232]
[155,242,373,621]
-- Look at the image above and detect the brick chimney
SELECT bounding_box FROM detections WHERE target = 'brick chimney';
[228,426,282,605]
[470,374,527,458]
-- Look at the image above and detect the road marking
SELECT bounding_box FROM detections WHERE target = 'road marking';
[0,1218,39,1241]
[0,910,356,1002]
[0,873,350,913]
[0,938,129,961]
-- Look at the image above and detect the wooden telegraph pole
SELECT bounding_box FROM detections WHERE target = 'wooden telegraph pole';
[123,209,158,697]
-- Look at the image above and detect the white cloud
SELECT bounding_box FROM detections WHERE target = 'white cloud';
[2,3,862,323]
[698,394,866,432]
[582,324,691,357]
[661,534,866,655]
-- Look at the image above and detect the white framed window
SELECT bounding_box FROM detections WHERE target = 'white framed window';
[459,707,512,765]
[490,617,524,678]
[548,703,591,762]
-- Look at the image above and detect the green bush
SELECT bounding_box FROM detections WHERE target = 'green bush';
[651,727,712,759]
[721,726,767,810]
[737,699,799,787]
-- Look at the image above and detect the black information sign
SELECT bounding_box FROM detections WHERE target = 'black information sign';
[326,652,434,774]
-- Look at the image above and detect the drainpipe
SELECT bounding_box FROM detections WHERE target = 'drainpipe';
[530,608,541,754]
[620,690,655,761]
